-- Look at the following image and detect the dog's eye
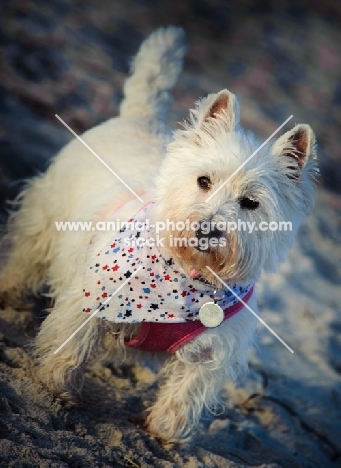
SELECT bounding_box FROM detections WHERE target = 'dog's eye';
[239,197,259,210]
[197,176,211,190]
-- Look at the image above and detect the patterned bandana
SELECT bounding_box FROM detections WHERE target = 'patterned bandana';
[83,203,254,324]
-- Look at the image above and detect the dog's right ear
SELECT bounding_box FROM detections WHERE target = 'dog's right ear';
[196,89,240,134]
[176,90,240,147]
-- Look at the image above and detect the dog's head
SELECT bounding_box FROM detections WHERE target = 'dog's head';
[152,90,318,286]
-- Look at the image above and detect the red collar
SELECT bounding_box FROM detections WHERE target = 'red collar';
[125,285,254,353]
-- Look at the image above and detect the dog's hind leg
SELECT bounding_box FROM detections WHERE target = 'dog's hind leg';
[0,176,57,305]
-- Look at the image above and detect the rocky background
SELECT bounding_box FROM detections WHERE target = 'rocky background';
[0,0,341,467]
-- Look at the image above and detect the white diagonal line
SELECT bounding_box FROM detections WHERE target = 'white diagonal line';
[205,115,293,202]
[54,265,143,354]
[206,266,294,353]
[55,114,144,202]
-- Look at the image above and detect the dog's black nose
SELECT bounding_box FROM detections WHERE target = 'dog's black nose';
[195,222,222,252]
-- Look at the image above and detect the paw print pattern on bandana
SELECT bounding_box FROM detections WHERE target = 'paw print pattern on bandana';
[83,202,254,323]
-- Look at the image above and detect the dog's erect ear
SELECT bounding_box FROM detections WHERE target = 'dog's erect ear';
[272,124,316,181]
[198,89,240,134]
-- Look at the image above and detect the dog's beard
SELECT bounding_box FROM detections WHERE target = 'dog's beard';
[152,207,265,286]
[159,228,243,287]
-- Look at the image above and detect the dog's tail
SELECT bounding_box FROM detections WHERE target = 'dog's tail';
[119,27,186,122]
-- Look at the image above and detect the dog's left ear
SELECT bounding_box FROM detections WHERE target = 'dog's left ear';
[198,89,240,133]
[272,124,316,181]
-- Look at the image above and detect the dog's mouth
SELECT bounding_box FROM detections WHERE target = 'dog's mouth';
[189,268,202,279]
[189,268,216,287]
[189,268,222,289]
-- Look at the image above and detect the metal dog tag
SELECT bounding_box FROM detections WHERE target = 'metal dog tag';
[199,302,224,328]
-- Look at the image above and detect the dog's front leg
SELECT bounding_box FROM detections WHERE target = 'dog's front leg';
[34,297,104,402]
[144,347,228,448]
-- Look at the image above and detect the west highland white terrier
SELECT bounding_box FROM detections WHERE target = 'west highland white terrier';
[0,27,317,447]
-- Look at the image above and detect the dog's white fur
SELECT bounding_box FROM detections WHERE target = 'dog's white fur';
[0,27,317,446]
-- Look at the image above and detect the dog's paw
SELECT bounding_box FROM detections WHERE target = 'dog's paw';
[142,412,192,450]
[34,372,80,407]
[32,358,84,408]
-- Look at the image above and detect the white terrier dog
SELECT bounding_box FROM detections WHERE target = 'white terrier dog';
[0,27,317,447]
